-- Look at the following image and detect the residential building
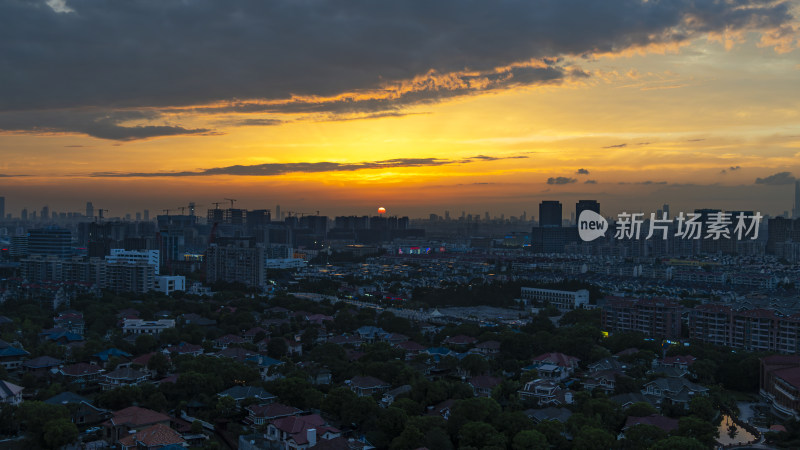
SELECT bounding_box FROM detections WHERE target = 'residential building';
[760,355,800,420]
[641,377,708,409]
[521,287,589,311]
[0,380,23,405]
[348,376,390,397]
[118,423,186,450]
[100,367,149,390]
[122,318,176,335]
[601,296,681,339]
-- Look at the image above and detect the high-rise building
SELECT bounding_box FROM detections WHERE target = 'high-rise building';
[794,181,800,219]
[41,206,49,221]
[276,205,281,221]
[143,209,150,221]
[539,201,562,227]
[662,203,670,219]
[21,208,27,221]
[576,200,600,219]
[28,227,72,258]
[86,201,94,219]
[0,196,5,220]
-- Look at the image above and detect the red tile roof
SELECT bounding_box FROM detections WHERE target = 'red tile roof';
[117,423,184,447]
[110,406,170,428]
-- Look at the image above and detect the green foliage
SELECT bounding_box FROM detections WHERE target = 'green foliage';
[15,401,71,447]
[135,334,157,354]
[676,415,719,448]
[42,418,78,449]
[647,436,706,450]
[147,352,170,376]
[446,397,502,439]
[458,421,507,449]
[619,424,667,450]
[625,402,658,417]
[572,427,615,450]
[688,396,717,422]
[512,429,548,450]
[390,424,425,450]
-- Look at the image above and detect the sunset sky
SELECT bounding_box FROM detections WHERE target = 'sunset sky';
[1,0,799,219]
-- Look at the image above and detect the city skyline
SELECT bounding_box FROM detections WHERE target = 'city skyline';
[1,1,799,217]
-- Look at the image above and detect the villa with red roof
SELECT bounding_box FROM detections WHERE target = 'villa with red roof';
[264,414,341,449]
[118,423,185,449]
[104,406,171,442]
[761,355,800,420]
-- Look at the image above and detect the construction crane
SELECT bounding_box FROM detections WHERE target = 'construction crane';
[97,209,110,221]
[211,202,222,209]
[178,207,186,215]
[162,209,171,216]
[224,198,237,208]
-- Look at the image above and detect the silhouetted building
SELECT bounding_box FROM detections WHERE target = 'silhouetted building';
[575,200,600,219]
[539,201,562,228]
[28,227,72,258]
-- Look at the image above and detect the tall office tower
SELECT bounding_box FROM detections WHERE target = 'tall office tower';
[28,227,72,258]
[276,205,281,221]
[0,196,5,220]
[662,203,670,219]
[521,211,527,222]
[539,201,563,227]
[136,212,142,221]
[143,209,150,221]
[794,181,800,219]
[485,212,490,221]
[21,208,28,221]
[444,210,450,221]
[41,206,49,221]
[86,201,94,219]
[576,200,600,219]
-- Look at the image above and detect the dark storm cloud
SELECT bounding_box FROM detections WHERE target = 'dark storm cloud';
[547,177,577,185]
[0,0,793,114]
[720,165,741,174]
[90,155,527,177]
[576,168,590,175]
[0,110,210,140]
[755,172,796,185]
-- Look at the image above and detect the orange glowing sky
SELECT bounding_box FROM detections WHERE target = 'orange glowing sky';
[1,1,799,219]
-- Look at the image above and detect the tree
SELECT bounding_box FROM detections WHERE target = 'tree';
[390,424,424,450]
[447,397,502,439]
[147,352,170,376]
[42,418,78,449]
[512,429,548,450]
[459,354,489,376]
[458,421,507,449]
[15,402,71,447]
[648,436,706,450]
[572,427,615,450]
[625,402,658,418]
[135,334,157,354]
[620,424,666,450]
[267,338,288,358]
[688,396,716,422]
[676,415,719,448]
[215,395,237,418]
[191,420,204,434]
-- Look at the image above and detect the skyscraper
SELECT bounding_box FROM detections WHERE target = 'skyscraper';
[41,206,49,221]
[143,209,150,221]
[794,181,800,219]
[576,200,600,220]
[86,201,94,219]
[539,201,562,227]
[0,196,4,220]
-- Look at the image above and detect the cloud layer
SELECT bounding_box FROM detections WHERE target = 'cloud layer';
[0,0,795,139]
[91,155,527,177]
[755,171,796,185]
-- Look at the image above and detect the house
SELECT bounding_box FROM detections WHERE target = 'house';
[583,370,622,394]
[610,392,653,409]
[657,355,696,371]
[101,367,150,390]
[213,334,246,350]
[23,355,62,375]
[59,362,105,387]
[245,403,302,426]
[216,347,258,362]
[348,376,391,397]
[243,327,268,342]
[524,407,573,424]
[472,341,501,358]
[285,339,303,356]
[45,391,109,426]
[218,386,276,406]
[180,313,216,327]
[518,379,574,406]
[40,328,84,344]
[443,335,477,347]
[0,380,23,405]
[93,348,133,366]
[0,340,29,371]
[355,326,389,343]
[395,341,426,360]
[54,310,85,335]
[588,357,628,374]
[641,377,709,408]
[619,414,679,440]
[104,406,171,442]
[381,385,411,407]
[165,342,203,357]
[328,335,363,347]
[528,353,580,381]
[118,423,186,449]
[265,414,341,449]
[122,319,176,335]
[426,399,455,420]
[468,376,501,397]
[247,355,285,381]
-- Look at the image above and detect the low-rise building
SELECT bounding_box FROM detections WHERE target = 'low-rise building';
[122,318,176,335]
